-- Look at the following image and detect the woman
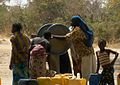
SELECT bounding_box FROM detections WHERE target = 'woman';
[53,15,96,80]
[29,32,56,79]
[9,23,30,85]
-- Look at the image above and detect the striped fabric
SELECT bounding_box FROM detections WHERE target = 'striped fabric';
[98,51,110,66]
[10,32,30,64]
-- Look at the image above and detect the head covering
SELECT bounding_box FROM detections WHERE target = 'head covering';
[71,16,81,26]
[71,15,93,47]
[71,15,91,32]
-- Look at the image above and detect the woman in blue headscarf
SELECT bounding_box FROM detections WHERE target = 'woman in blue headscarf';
[53,15,96,80]
[67,15,96,80]
[53,16,96,79]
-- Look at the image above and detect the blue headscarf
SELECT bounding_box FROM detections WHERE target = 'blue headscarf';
[71,15,93,47]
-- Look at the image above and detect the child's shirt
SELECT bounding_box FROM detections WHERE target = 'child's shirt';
[97,51,110,67]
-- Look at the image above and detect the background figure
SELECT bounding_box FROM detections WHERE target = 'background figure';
[43,32,60,73]
[9,23,30,85]
[29,34,56,79]
[48,54,60,73]
[96,39,119,85]
[60,52,72,74]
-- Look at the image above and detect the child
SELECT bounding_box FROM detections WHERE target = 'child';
[29,43,47,78]
[96,39,119,85]
[29,32,56,79]
[29,39,56,79]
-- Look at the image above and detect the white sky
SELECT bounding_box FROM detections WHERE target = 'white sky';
[3,0,106,8]
[4,0,29,7]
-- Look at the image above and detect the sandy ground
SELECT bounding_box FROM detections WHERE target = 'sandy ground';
[0,38,12,85]
[0,38,120,85]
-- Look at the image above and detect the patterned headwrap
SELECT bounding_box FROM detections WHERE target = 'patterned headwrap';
[71,15,93,47]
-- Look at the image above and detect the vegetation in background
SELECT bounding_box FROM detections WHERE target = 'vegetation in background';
[0,0,120,44]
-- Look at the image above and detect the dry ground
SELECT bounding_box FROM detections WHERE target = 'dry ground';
[0,38,12,85]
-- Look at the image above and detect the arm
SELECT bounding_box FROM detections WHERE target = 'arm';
[9,49,16,70]
[108,49,119,65]
[9,38,17,70]
[29,39,35,52]
[96,51,100,73]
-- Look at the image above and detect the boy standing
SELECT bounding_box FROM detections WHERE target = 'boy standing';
[96,39,119,85]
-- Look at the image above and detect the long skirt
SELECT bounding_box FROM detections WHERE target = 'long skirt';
[100,64,114,85]
[72,54,96,80]
[81,54,96,80]
[12,63,28,85]
[70,47,96,80]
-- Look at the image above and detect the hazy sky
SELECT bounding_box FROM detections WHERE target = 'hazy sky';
[4,0,28,7]
[3,0,106,8]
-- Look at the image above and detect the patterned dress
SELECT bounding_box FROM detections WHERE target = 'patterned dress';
[10,32,30,85]
[29,44,57,79]
[97,51,114,85]
[29,44,47,78]
[66,26,96,79]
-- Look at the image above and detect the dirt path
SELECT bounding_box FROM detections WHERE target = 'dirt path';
[0,38,120,85]
[0,38,12,85]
